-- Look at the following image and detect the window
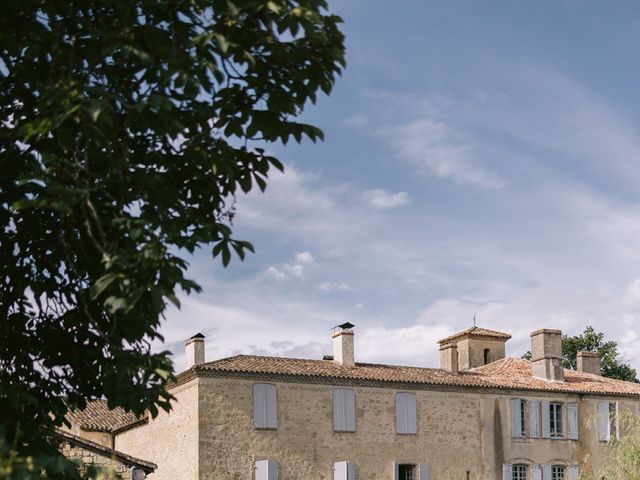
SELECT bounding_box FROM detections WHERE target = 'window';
[394,464,428,480]
[598,401,619,442]
[510,398,527,437]
[253,384,277,429]
[255,459,278,480]
[484,348,491,365]
[396,392,417,434]
[333,461,355,480]
[333,389,356,432]
[542,400,577,440]
[513,464,527,480]
[549,402,563,437]
[551,465,565,480]
[399,465,416,480]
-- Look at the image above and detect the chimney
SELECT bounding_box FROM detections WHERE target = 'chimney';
[530,329,564,382]
[185,333,205,369]
[332,323,355,367]
[577,351,601,375]
[439,343,459,374]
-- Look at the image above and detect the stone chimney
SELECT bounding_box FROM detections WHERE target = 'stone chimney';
[530,329,564,382]
[577,351,601,376]
[332,323,355,367]
[185,333,205,369]
[439,343,459,374]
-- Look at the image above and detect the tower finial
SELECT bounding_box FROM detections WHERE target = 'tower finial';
[473,313,476,327]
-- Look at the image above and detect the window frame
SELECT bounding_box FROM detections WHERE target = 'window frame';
[512,464,528,480]
[551,465,565,480]
[549,402,564,438]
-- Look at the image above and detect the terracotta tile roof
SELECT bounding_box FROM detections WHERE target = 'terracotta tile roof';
[190,354,640,397]
[437,326,512,344]
[66,400,145,433]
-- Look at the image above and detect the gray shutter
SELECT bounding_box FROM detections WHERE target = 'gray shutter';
[615,401,620,439]
[532,464,542,480]
[392,462,399,480]
[347,461,355,480]
[503,463,512,480]
[567,402,578,440]
[529,400,540,438]
[418,464,429,480]
[568,464,579,480]
[510,399,522,437]
[344,389,356,432]
[265,384,277,428]
[253,384,267,428]
[396,393,417,434]
[255,459,278,480]
[334,389,346,431]
[541,401,551,439]
[334,461,347,480]
[542,464,551,480]
[406,393,417,434]
[597,401,610,441]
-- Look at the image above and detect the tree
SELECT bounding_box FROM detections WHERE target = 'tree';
[0,1,345,478]
[579,411,640,479]
[522,326,637,382]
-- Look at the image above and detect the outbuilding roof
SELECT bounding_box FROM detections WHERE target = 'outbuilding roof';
[65,399,145,433]
[181,354,640,397]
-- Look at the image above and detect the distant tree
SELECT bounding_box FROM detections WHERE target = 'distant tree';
[0,1,345,478]
[522,326,637,382]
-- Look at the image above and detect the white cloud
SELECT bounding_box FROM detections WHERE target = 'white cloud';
[364,189,411,208]
[266,266,286,281]
[319,281,352,292]
[345,113,369,128]
[265,251,315,281]
[294,251,315,265]
[380,119,506,189]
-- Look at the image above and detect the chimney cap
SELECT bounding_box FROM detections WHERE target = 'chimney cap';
[334,322,355,330]
[186,332,205,343]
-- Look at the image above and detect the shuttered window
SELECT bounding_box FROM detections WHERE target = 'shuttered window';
[550,466,565,480]
[255,459,278,480]
[333,389,356,432]
[513,464,528,480]
[392,463,429,480]
[253,383,277,429]
[598,400,619,441]
[549,402,563,437]
[333,461,355,480]
[395,392,417,434]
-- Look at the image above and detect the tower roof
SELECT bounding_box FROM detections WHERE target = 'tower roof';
[437,326,511,345]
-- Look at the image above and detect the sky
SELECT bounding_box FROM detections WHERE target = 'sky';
[163,0,640,373]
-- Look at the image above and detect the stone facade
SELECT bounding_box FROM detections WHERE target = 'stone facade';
[115,379,199,480]
[104,326,640,479]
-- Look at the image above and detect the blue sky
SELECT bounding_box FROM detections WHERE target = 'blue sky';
[163,1,640,372]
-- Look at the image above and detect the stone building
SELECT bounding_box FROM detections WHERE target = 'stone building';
[70,325,640,479]
[57,429,155,479]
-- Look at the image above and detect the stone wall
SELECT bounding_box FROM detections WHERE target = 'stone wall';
[61,440,134,479]
[198,377,489,479]
[115,379,199,480]
[113,374,638,479]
